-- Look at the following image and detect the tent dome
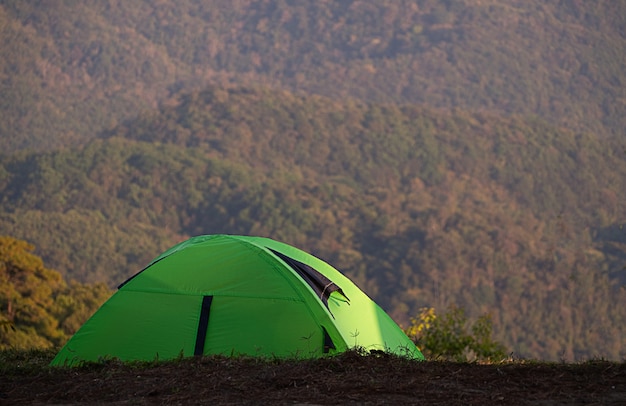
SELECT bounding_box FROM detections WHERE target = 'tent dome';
[52,235,423,365]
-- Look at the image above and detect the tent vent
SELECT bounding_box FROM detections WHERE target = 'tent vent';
[269,249,349,315]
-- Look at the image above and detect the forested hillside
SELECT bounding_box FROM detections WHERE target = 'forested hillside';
[1,87,625,360]
[1,0,625,152]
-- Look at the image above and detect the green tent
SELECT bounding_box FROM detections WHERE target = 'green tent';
[52,235,423,365]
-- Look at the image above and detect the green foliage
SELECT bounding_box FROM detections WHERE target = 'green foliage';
[1,1,625,153]
[1,0,625,362]
[406,306,508,362]
[0,236,112,350]
[0,86,625,361]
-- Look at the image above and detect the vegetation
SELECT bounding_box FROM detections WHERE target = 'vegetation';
[405,306,508,362]
[0,237,111,350]
[1,1,625,152]
[1,1,625,362]
[1,87,625,361]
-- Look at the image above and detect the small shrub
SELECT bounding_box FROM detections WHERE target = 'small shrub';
[405,305,508,362]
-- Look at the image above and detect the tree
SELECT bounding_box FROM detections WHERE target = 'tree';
[0,236,111,350]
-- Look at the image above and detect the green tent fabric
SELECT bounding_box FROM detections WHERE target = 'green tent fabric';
[51,235,423,366]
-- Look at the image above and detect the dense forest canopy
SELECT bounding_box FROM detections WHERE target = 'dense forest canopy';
[1,86,625,360]
[1,0,625,152]
[1,0,625,361]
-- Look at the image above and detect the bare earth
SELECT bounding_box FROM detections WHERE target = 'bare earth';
[2,352,625,405]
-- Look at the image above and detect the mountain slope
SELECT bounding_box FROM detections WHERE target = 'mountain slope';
[1,86,625,360]
[1,0,625,152]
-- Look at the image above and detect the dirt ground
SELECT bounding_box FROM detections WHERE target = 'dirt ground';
[2,352,625,405]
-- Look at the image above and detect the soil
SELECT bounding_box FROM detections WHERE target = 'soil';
[2,352,625,405]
